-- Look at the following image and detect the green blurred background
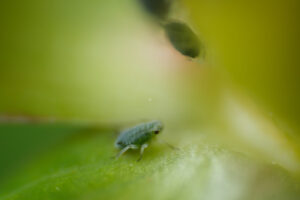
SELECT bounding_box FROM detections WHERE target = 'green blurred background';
[0,0,300,199]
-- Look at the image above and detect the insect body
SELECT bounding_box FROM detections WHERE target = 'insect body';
[115,120,163,161]
[139,0,172,20]
[164,21,201,58]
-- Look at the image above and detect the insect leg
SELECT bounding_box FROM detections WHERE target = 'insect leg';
[137,143,148,162]
[115,144,138,159]
[159,139,179,150]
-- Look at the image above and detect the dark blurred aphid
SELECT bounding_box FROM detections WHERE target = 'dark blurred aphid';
[164,21,201,58]
[139,0,171,19]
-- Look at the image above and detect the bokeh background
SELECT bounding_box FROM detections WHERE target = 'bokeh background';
[0,0,300,199]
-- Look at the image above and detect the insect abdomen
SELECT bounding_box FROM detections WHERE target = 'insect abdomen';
[115,126,152,148]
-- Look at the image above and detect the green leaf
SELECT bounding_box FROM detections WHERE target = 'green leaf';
[0,124,299,200]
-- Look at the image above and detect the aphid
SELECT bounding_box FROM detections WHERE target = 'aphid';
[115,120,164,161]
[139,0,172,20]
[164,21,201,58]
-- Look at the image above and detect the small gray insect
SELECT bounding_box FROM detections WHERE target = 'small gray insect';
[115,120,164,161]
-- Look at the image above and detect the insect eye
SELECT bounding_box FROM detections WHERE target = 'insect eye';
[154,130,159,134]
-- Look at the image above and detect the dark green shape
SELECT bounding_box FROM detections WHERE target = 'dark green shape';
[0,123,83,184]
[139,0,171,19]
[164,21,201,58]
